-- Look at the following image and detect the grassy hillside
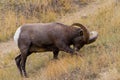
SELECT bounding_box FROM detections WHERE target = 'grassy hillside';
[0,0,94,42]
[0,0,120,80]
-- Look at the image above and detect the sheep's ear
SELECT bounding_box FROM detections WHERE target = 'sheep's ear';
[87,31,98,44]
[79,29,83,36]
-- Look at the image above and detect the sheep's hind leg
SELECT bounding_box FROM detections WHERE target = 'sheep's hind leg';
[20,46,32,78]
[15,54,22,76]
[20,51,32,78]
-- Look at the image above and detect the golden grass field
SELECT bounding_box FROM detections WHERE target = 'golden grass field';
[0,0,120,80]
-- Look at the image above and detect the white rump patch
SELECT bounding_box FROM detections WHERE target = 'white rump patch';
[14,26,22,45]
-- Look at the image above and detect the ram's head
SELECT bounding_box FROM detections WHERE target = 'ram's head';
[72,23,98,51]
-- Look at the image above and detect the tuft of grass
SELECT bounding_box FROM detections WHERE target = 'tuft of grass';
[40,56,82,80]
[0,11,17,41]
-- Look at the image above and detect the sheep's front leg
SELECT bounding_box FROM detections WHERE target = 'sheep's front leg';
[73,47,83,57]
[55,41,74,55]
[53,48,59,59]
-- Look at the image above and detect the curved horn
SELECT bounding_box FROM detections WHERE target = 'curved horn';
[71,23,89,44]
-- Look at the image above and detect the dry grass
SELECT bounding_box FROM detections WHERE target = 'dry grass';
[0,0,120,80]
[0,10,39,41]
[0,0,95,42]
[0,0,72,41]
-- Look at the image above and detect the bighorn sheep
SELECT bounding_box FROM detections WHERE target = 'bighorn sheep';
[14,22,98,77]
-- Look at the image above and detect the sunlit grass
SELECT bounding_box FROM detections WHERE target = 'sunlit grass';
[0,0,95,42]
[0,0,74,42]
[0,0,120,80]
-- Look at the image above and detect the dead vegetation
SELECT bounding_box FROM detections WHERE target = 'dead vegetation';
[0,0,120,80]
